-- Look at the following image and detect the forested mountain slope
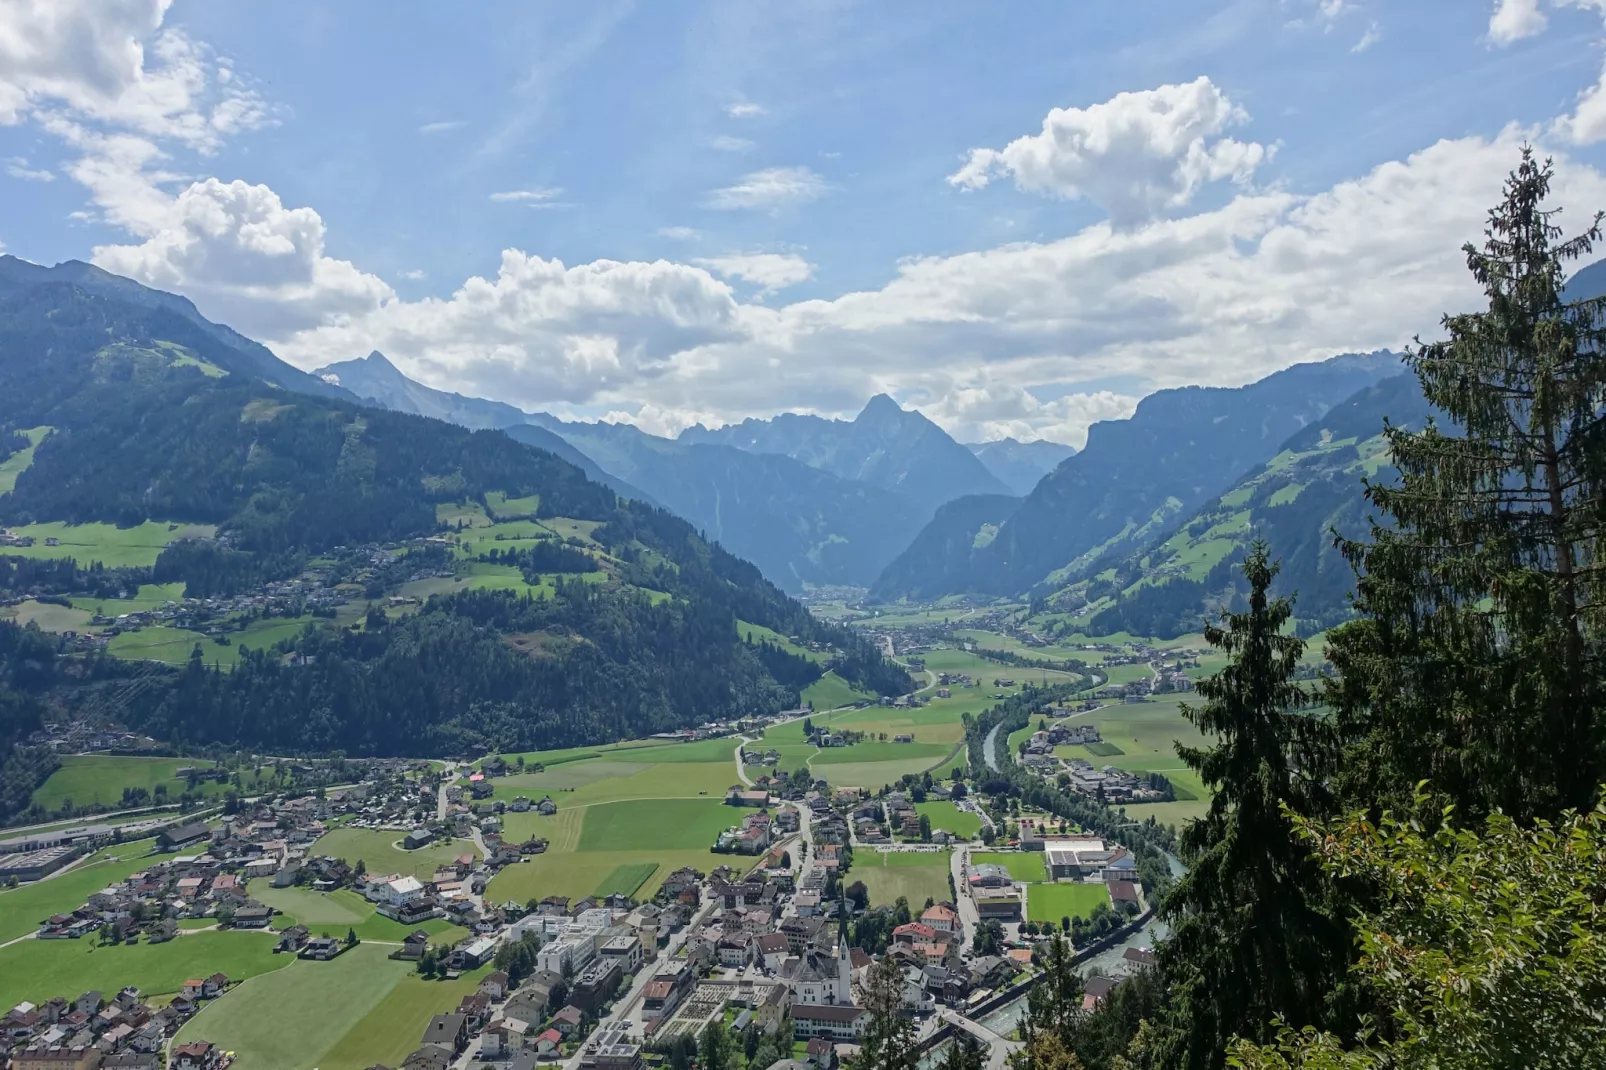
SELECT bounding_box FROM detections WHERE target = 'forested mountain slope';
[0,264,910,763]
[875,351,1402,600]
[1077,373,1433,637]
[868,494,1023,602]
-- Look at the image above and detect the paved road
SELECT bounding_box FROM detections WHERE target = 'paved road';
[733,736,755,787]
[948,845,980,936]
[939,1009,1023,1070]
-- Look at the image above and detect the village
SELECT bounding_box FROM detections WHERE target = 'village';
[1,735,1155,1070]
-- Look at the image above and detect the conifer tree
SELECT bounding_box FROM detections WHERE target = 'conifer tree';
[1327,149,1606,822]
[1154,542,1345,1068]
[857,954,917,1070]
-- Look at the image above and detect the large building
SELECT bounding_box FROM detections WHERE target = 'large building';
[1043,837,1118,880]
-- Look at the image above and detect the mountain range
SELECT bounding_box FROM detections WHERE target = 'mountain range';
[317,352,1031,591]
[870,350,1405,602]
[0,256,910,768]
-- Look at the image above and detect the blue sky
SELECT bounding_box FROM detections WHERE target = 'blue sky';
[3,0,1606,444]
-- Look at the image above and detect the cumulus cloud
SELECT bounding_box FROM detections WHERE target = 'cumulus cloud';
[706,166,828,210]
[1352,21,1382,52]
[948,77,1270,228]
[692,253,815,294]
[725,101,766,118]
[710,135,754,152]
[1489,0,1548,43]
[271,251,752,409]
[92,177,395,338]
[0,0,269,150]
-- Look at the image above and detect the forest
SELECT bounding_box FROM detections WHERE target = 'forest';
[993,152,1606,1070]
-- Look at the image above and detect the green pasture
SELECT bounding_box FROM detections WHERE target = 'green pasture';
[0,426,51,494]
[854,850,952,909]
[174,943,482,1070]
[594,862,660,898]
[0,521,216,568]
[485,491,541,519]
[578,798,735,852]
[914,800,981,839]
[802,672,873,711]
[1026,882,1112,924]
[0,930,287,1011]
[1,600,95,632]
[69,582,189,615]
[311,828,476,881]
[31,756,269,814]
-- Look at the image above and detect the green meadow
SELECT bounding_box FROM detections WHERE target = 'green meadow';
[854,850,952,909]
[1025,881,1112,925]
[0,521,216,568]
[30,755,273,814]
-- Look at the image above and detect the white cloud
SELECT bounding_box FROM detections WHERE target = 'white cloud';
[0,0,269,150]
[706,166,828,210]
[1352,20,1381,52]
[1488,0,1548,43]
[710,135,754,152]
[692,253,815,294]
[490,188,563,202]
[271,250,751,409]
[658,226,701,240]
[725,101,766,118]
[91,177,395,338]
[1552,1,1606,143]
[948,77,1270,228]
[6,156,53,181]
[418,120,464,134]
[399,269,426,280]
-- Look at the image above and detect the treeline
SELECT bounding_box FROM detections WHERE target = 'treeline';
[479,541,597,579]
[1018,154,1606,1069]
[0,556,153,601]
[0,620,63,824]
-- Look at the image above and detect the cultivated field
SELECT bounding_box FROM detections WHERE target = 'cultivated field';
[853,849,952,908]
[173,943,485,1070]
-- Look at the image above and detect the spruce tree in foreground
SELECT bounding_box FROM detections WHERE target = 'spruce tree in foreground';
[1327,148,1606,822]
[1154,542,1345,1069]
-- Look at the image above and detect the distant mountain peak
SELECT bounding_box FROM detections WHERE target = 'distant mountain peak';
[857,393,907,423]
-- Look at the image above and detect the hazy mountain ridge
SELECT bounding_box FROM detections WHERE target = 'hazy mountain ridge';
[680,393,1010,503]
[965,437,1077,496]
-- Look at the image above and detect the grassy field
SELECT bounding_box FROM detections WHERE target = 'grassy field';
[483,755,758,905]
[854,850,952,909]
[104,617,315,669]
[30,756,271,814]
[1026,882,1111,924]
[578,799,735,852]
[173,943,480,1070]
[738,621,828,663]
[0,839,161,943]
[0,599,96,632]
[0,426,51,494]
[69,582,189,615]
[594,862,660,898]
[915,800,981,839]
[248,883,467,944]
[971,850,1048,884]
[316,967,488,1070]
[0,930,287,1011]
[311,828,476,881]
[0,521,216,568]
[802,672,873,711]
